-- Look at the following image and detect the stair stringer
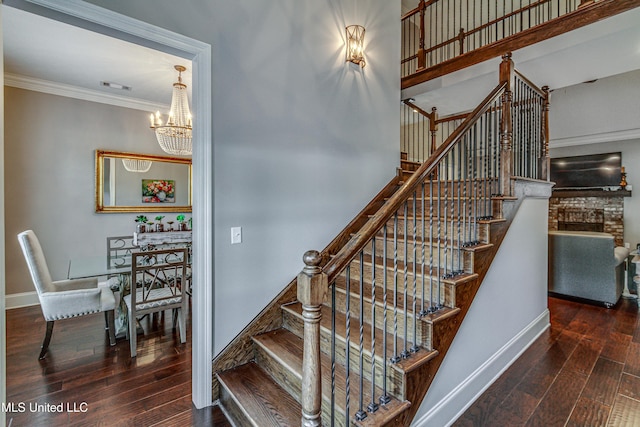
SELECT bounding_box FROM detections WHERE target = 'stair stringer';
[397,178,553,425]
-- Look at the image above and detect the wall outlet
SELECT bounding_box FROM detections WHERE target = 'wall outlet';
[231,227,242,244]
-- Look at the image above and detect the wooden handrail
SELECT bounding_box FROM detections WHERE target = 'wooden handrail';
[435,111,469,125]
[324,80,507,283]
[402,99,435,119]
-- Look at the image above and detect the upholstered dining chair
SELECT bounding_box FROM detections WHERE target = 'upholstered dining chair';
[17,230,117,359]
[124,247,188,357]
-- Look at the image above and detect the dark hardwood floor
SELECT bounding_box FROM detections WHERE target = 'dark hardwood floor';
[4,303,231,426]
[455,296,640,427]
[8,296,639,426]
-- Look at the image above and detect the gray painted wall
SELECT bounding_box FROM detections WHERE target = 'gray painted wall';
[550,69,640,142]
[82,0,401,353]
[4,87,187,295]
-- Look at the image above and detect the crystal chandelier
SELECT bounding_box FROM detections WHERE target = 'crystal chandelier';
[122,158,152,173]
[150,65,192,156]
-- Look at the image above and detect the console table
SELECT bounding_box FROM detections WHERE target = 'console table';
[133,230,192,246]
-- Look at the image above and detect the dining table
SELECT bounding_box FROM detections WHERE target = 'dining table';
[68,244,192,339]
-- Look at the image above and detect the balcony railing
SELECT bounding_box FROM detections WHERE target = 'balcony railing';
[402,0,588,78]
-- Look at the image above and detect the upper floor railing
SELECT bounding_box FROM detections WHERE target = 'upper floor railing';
[402,0,590,78]
[401,63,549,182]
[401,0,640,89]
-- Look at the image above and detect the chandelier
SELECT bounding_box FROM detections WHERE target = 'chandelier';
[122,158,152,173]
[149,65,192,156]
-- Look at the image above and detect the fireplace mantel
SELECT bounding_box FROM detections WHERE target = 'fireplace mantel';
[551,189,632,198]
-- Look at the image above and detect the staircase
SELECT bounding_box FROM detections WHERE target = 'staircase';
[212,55,549,426]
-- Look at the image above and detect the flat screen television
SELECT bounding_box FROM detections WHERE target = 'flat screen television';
[549,152,622,189]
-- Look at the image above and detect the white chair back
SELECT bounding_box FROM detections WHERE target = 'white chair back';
[17,230,55,295]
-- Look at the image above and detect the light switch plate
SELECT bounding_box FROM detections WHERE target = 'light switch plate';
[231,227,242,244]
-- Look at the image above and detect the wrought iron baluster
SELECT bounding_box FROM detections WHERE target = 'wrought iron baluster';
[402,201,410,359]
[345,265,351,422]
[331,281,336,426]
[429,174,436,313]
[450,150,456,275]
[443,155,449,279]
[380,225,391,405]
[483,112,490,217]
[420,182,427,317]
[356,251,367,421]
[392,213,400,363]
[463,134,470,246]
[436,163,443,309]
[456,141,463,274]
[368,239,379,413]
[472,121,479,242]
[411,192,419,353]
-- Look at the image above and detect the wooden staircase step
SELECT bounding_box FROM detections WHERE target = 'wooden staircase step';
[283,302,416,364]
[333,274,462,321]
[282,302,440,399]
[374,215,493,242]
[385,199,496,217]
[477,217,507,224]
[343,253,484,296]
[217,361,302,427]
[363,235,487,272]
[253,328,411,427]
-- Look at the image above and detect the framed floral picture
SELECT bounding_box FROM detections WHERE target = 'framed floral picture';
[142,179,175,203]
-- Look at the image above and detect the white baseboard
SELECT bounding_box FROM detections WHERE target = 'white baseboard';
[412,309,550,427]
[5,292,40,310]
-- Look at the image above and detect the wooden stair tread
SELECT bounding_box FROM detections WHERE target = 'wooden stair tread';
[342,253,483,286]
[332,275,462,323]
[253,328,411,425]
[284,302,409,358]
[217,362,301,427]
[368,233,494,252]
[477,217,507,224]
[282,302,439,367]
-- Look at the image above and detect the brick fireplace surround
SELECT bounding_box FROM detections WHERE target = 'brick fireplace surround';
[548,195,625,247]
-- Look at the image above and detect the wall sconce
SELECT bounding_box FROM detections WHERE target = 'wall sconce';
[346,25,366,68]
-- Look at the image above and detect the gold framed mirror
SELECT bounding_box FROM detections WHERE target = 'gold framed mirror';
[95,150,192,213]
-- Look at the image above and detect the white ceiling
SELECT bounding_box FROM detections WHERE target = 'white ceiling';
[2,5,192,112]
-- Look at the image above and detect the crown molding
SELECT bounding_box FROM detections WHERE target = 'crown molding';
[4,73,168,112]
[550,127,640,148]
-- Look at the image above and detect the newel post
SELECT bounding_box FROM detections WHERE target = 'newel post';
[540,86,551,181]
[297,250,328,427]
[499,53,514,197]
